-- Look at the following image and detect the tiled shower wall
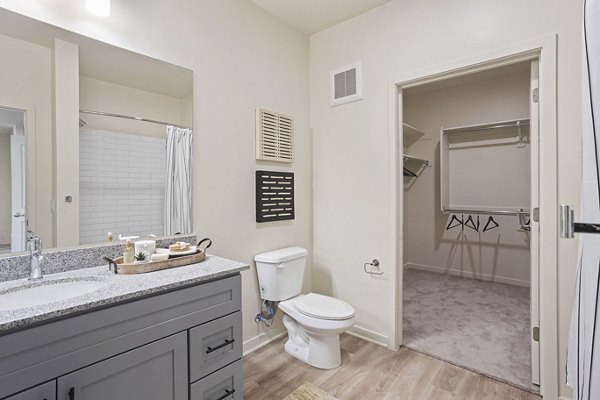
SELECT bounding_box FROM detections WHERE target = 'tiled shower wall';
[79,128,166,244]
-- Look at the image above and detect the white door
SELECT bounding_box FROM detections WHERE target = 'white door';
[10,134,26,252]
[529,59,540,386]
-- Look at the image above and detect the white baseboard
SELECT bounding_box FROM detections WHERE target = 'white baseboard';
[347,325,389,348]
[243,329,287,356]
[404,262,530,288]
[244,325,389,356]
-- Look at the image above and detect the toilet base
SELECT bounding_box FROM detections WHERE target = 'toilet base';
[282,315,342,369]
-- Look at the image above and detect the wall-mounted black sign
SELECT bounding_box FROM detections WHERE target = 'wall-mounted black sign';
[256,170,295,223]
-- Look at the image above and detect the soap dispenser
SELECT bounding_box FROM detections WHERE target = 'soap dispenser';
[123,240,134,264]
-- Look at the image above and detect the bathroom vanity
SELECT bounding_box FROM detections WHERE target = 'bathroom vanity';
[0,256,248,400]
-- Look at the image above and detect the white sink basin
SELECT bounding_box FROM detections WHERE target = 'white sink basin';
[0,280,107,312]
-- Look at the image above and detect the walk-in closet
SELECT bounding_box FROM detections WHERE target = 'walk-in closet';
[401,61,539,392]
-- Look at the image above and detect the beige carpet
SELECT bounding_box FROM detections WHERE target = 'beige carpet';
[403,268,536,392]
[283,382,338,400]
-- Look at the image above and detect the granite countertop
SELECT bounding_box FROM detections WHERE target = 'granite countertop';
[0,254,249,334]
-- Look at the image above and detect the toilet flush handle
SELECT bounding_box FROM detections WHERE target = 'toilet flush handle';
[364,259,383,275]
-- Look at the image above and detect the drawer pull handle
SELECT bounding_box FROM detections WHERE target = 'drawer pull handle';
[68,387,75,400]
[206,339,235,354]
[214,388,235,400]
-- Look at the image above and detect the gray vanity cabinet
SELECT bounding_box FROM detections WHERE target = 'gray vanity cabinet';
[56,332,188,400]
[5,382,56,400]
[0,274,244,400]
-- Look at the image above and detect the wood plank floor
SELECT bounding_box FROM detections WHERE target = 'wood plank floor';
[243,334,541,400]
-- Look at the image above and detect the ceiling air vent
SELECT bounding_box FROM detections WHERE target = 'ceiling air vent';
[256,108,293,163]
[331,61,363,106]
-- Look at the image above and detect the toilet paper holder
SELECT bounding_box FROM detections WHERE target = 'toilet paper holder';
[364,259,383,275]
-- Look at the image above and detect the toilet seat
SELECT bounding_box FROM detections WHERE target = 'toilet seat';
[279,293,355,333]
[293,293,355,321]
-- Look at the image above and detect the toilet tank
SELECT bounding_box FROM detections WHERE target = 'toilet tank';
[254,247,308,301]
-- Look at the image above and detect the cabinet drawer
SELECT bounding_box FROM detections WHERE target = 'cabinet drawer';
[190,361,242,400]
[4,381,56,400]
[189,311,242,382]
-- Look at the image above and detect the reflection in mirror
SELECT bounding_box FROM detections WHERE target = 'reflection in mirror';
[78,59,193,245]
[0,8,193,255]
[0,108,26,254]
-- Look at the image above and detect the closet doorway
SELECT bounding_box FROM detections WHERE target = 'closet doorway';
[397,58,542,392]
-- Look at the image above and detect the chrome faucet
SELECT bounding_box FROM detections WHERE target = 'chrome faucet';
[27,231,43,280]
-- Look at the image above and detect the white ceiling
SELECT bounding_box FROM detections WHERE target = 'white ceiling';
[249,0,392,35]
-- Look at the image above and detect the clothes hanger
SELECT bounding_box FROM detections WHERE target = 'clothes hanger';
[465,215,479,232]
[483,216,499,232]
[446,214,463,231]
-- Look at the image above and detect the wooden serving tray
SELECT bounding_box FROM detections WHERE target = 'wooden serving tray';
[108,250,206,275]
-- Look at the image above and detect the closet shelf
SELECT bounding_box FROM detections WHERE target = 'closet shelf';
[440,117,531,213]
[403,123,426,140]
[403,154,430,166]
[403,154,430,177]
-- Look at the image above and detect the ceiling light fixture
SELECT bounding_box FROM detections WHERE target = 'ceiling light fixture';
[85,0,110,17]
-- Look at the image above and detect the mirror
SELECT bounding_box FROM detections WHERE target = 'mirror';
[0,8,193,256]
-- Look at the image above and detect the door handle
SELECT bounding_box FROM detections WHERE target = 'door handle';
[68,387,75,400]
[13,212,25,218]
[560,205,600,238]
[574,222,600,234]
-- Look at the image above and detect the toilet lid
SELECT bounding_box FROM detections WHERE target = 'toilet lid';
[294,293,355,320]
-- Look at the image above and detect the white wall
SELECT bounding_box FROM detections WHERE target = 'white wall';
[0,0,311,352]
[404,70,531,286]
[80,76,188,138]
[0,32,54,249]
[79,128,166,244]
[310,0,581,397]
[54,39,80,247]
[181,94,193,128]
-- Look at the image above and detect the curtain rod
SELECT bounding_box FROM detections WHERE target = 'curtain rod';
[79,110,192,130]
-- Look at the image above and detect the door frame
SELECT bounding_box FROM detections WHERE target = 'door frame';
[387,35,558,398]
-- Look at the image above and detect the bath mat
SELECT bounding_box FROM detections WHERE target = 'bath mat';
[283,382,338,400]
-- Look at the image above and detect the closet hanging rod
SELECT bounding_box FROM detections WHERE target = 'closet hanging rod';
[79,110,191,130]
[443,118,530,134]
[443,208,530,216]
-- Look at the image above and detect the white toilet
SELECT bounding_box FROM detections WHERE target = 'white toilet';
[254,247,355,369]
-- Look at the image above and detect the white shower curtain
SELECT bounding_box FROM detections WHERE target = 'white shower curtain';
[567,1,600,398]
[164,126,193,235]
